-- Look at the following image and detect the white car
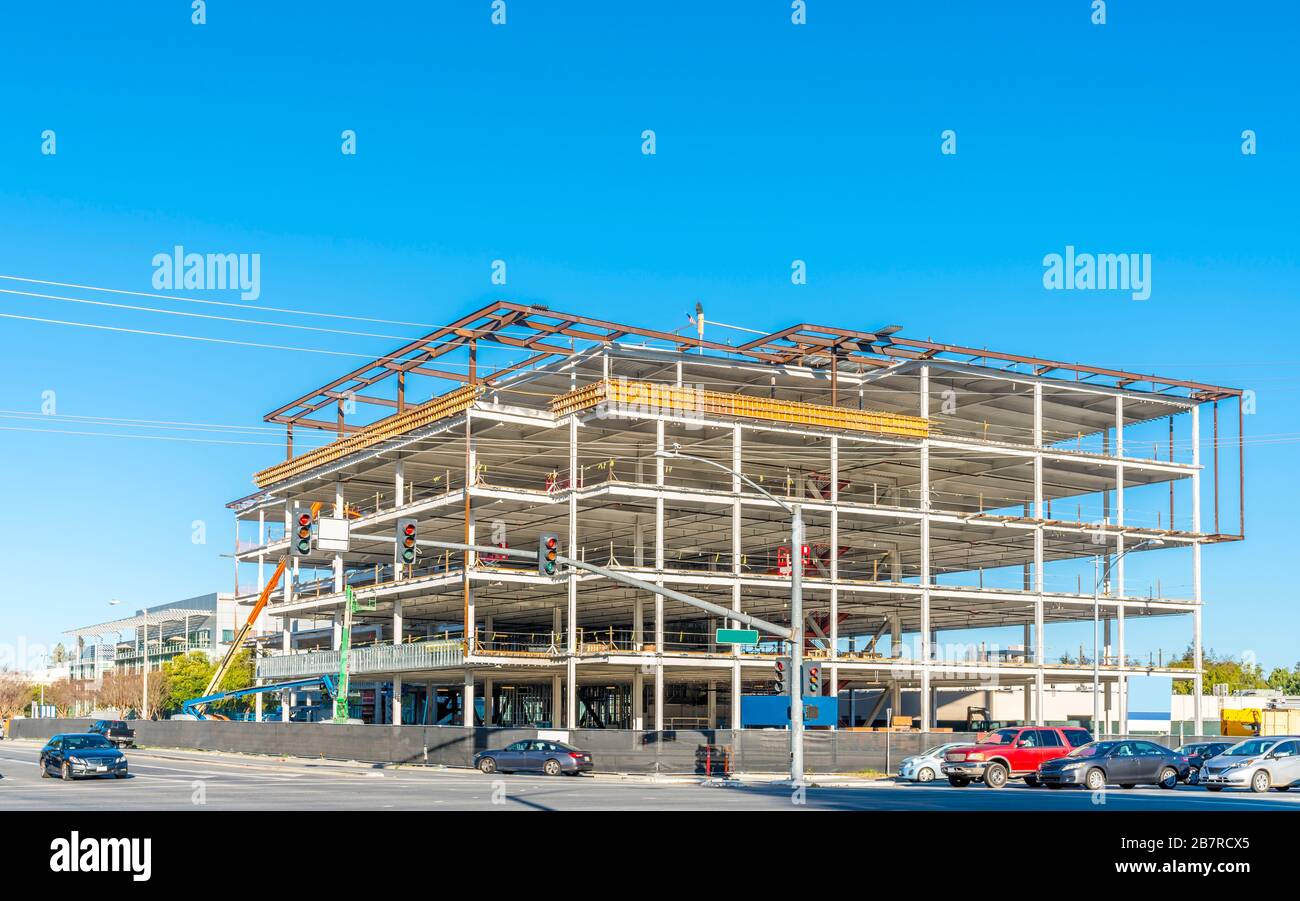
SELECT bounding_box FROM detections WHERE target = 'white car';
[898,742,967,783]
[1200,735,1300,793]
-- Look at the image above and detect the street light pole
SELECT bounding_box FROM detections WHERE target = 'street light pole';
[1093,555,1101,736]
[142,621,149,720]
[654,445,806,786]
[1093,538,1162,737]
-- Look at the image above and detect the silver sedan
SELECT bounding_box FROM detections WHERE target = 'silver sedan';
[1200,735,1300,793]
[897,742,967,783]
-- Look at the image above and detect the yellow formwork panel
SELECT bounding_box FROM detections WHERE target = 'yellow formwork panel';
[551,379,930,438]
[254,385,481,488]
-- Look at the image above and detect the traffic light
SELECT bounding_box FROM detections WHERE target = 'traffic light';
[802,662,821,696]
[773,658,790,694]
[537,532,560,576]
[291,506,314,557]
[395,517,418,567]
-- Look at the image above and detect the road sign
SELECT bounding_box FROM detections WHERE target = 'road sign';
[715,628,759,645]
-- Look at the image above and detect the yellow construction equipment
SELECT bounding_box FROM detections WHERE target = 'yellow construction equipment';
[1221,707,1260,737]
[1221,706,1300,737]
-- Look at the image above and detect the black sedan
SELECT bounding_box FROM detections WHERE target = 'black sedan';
[40,733,129,780]
[474,739,593,776]
[1037,740,1188,790]
[1175,740,1236,784]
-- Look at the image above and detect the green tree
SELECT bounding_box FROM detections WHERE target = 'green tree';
[1170,646,1268,695]
[161,651,215,710]
[161,650,260,713]
[1266,664,1300,695]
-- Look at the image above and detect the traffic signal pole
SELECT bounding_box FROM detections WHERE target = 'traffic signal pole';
[789,504,804,785]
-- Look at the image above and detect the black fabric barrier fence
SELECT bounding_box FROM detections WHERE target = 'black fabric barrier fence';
[5,719,1231,775]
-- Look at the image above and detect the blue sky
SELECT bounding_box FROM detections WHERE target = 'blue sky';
[0,2,1296,671]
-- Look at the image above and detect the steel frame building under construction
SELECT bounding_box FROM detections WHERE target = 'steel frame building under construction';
[229,302,1246,735]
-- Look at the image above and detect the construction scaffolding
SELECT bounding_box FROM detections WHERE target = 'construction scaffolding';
[228,303,1246,734]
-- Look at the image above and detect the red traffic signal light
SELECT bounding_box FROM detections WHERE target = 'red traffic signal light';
[291,507,314,557]
[395,518,418,566]
[773,658,789,693]
[538,533,561,576]
[802,662,821,695]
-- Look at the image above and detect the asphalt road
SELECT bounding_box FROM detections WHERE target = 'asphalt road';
[3,741,1298,811]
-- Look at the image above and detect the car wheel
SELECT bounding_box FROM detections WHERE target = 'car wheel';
[1085,768,1106,791]
[1205,785,1224,792]
[983,763,1008,789]
[477,757,497,775]
[115,771,128,779]
[1023,775,1039,787]
[1158,767,1178,790]
[543,759,562,777]
[39,758,49,778]
[1251,770,1271,793]
[1187,767,1200,785]
[916,767,935,783]
[60,761,72,781]
[947,776,970,787]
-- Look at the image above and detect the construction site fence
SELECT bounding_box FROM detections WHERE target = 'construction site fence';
[2,719,1228,775]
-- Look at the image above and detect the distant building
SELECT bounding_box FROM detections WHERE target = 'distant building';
[65,593,238,684]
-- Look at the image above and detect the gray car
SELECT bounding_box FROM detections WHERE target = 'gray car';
[1200,735,1300,793]
[474,739,593,776]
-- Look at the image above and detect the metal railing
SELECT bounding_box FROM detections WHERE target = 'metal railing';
[256,639,464,680]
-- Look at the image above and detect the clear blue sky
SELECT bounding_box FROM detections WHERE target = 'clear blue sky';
[1,2,1296,671]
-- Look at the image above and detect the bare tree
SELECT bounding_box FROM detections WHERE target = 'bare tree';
[97,672,141,718]
[145,669,170,719]
[0,673,34,718]
[44,679,85,716]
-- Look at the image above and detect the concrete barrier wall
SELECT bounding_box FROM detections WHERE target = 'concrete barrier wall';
[9,720,1224,774]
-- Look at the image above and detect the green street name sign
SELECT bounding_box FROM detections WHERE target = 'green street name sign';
[715,628,759,645]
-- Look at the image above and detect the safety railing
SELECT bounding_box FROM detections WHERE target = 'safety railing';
[256,638,464,680]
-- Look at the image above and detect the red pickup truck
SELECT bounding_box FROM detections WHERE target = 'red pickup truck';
[941,726,1092,788]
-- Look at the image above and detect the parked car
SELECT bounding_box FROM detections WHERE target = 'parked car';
[942,726,1093,788]
[39,733,129,780]
[1200,735,1300,793]
[474,739,593,776]
[1037,740,1188,790]
[1175,740,1235,784]
[897,742,966,783]
[88,719,136,749]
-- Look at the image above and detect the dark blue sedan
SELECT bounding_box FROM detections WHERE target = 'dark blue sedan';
[474,740,593,776]
[40,733,129,780]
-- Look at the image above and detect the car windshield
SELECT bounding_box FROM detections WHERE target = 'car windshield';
[63,735,113,751]
[1225,739,1275,756]
[979,729,1020,744]
[1067,741,1116,758]
[921,744,951,757]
